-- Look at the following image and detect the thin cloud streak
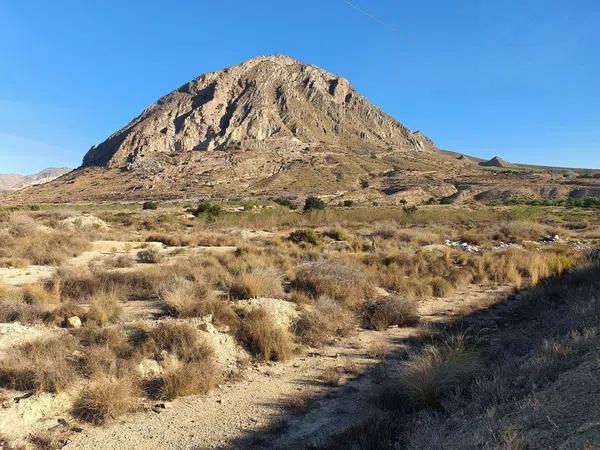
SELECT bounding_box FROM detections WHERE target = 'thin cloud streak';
[342,0,397,31]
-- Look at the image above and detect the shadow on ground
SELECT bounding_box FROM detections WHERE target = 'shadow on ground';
[219,261,600,449]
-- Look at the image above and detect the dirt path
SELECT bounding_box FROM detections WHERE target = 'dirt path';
[64,285,512,450]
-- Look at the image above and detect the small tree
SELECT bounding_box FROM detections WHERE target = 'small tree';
[303,196,326,213]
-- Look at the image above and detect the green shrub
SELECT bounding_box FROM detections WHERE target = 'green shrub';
[193,201,222,219]
[324,228,350,241]
[142,201,158,210]
[289,229,320,245]
[303,196,326,212]
[273,197,297,210]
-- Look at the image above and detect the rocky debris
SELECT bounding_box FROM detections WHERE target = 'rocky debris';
[66,316,82,329]
[445,239,481,253]
[492,242,523,251]
[60,214,109,232]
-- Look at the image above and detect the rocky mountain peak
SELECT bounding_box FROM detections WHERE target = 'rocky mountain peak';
[82,55,433,169]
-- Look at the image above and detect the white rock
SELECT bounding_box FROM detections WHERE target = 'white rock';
[66,316,82,329]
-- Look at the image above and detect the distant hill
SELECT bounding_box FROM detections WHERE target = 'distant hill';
[0,168,71,193]
[479,156,513,168]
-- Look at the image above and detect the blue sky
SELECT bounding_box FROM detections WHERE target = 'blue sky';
[1,0,599,173]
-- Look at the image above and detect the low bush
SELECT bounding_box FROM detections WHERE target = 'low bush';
[137,247,164,264]
[361,296,419,330]
[193,201,222,219]
[289,229,319,245]
[145,361,220,400]
[237,307,293,361]
[142,201,158,210]
[273,197,297,210]
[303,196,326,212]
[324,228,350,241]
[72,377,137,424]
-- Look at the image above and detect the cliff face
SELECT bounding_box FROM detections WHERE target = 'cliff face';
[82,55,433,169]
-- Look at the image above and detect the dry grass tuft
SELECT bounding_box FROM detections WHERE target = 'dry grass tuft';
[145,361,220,400]
[161,279,214,318]
[149,322,214,363]
[320,366,343,386]
[86,290,123,325]
[361,296,419,331]
[285,389,314,412]
[228,267,283,300]
[237,307,293,361]
[72,377,137,424]
[293,296,355,347]
[0,336,78,393]
[394,335,482,409]
[367,341,391,360]
[293,260,372,308]
[430,277,454,298]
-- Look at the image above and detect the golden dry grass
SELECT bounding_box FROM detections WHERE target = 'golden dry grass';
[0,336,78,393]
[72,377,138,424]
[361,295,419,331]
[145,361,221,400]
[392,335,483,410]
[237,307,293,361]
[86,290,123,325]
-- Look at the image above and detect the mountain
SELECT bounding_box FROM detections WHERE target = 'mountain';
[83,55,433,169]
[5,55,599,204]
[0,168,71,193]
